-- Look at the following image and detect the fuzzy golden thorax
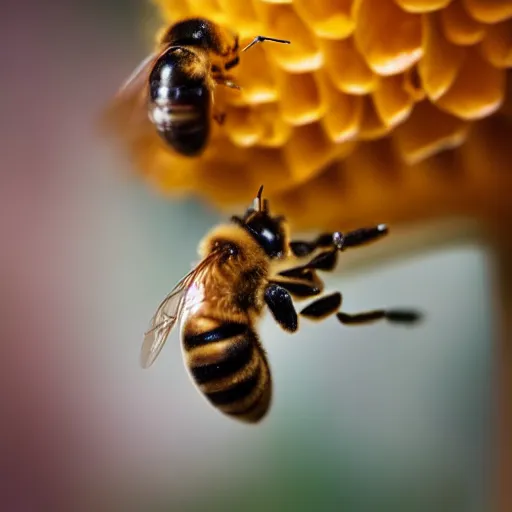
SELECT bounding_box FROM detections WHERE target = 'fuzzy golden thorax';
[196,224,271,319]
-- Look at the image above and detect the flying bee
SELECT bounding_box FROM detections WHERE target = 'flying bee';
[105,17,290,156]
[141,186,422,424]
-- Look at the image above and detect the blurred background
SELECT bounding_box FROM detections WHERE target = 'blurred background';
[1,1,506,511]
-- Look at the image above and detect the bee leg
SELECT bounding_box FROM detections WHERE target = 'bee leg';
[220,80,241,90]
[290,224,389,257]
[213,110,226,125]
[264,282,298,332]
[278,248,338,283]
[302,249,338,271]
[269,278,322,300]
[214,74,242,90]
[300,292,342,321]
[289,234,336,257]
[340,224,389,249]
[300,292,422,325]
[336,309,422,326]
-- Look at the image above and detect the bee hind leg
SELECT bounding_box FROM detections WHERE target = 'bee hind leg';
[300,292,422,326]
[336,309,422,326]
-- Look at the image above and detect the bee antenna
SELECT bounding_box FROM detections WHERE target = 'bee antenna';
[253,185,264,212]
[242,36,291,53]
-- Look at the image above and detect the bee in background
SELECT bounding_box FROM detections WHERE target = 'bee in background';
[104,18,290,157]
[141,186,422,424]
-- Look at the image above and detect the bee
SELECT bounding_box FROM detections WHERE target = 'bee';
[141,186,422,423]
[105,18,290,156]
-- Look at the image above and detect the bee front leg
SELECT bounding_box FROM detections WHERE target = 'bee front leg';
[264,282,298,332]
[277,248,339,284]
[213,73,242,91]
[281,225,390,280]
[289,224,389,258]
[299,292,422,326]
[213,110,226,125]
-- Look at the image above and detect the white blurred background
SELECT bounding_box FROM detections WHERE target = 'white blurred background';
[0,1,494,511]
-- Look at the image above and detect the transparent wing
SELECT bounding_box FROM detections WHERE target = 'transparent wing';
[140,288,186,369]
[99,50,162,141]
[117,52,159,98]
[139,253,218,369]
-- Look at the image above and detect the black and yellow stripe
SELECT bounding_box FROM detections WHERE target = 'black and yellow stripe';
[183,318,271,423]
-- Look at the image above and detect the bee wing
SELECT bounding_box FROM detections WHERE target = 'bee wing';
[99,49,164,140]
[140,252,219,369]
[117,51,159,98]
[140,285,187,369]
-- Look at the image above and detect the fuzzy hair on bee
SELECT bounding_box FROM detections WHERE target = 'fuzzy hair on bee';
[103,17,290,158]
[141,186,422,424]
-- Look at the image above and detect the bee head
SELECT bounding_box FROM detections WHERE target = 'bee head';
[233,186,288,259]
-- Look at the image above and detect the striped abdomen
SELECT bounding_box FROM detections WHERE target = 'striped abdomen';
[149,97,210,156]
[182,316,272,423]
[148,47,211,156]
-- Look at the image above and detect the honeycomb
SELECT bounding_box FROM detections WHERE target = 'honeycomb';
[109,0,512,230]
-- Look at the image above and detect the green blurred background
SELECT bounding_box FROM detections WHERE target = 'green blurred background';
[0,1,495,510]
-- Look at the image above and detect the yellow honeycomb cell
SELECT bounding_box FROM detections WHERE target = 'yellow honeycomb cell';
[462,0,512,24]
[276,70,325,125]
[293,0,354,39]
[318,73,363,142]
[392,100,470,163]
[320,37,377,94]
[440,0,487,46]
[353,0,423,75]
[394,0,452,13]
[435,46,506,119]
[109,0,512,230]
[480,19,512,68]
[358,95,393,139]
[372,74,415,127]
